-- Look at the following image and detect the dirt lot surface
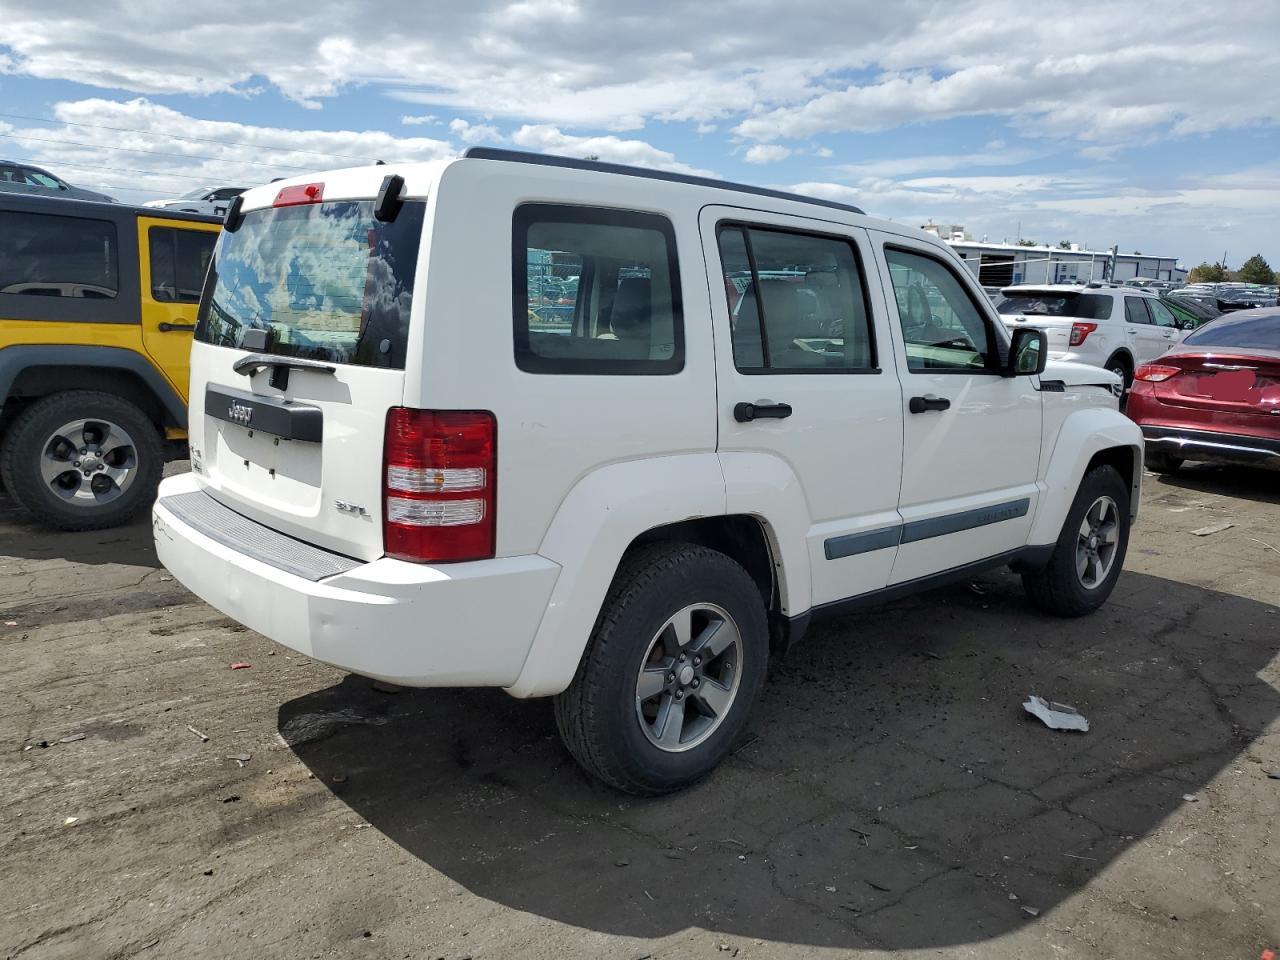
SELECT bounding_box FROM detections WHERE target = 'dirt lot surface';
[2,464,1278,960]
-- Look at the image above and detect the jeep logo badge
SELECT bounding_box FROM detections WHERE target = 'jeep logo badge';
[228,401,253,425]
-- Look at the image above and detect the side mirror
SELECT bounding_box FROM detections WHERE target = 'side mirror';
[1005,327,1047,377]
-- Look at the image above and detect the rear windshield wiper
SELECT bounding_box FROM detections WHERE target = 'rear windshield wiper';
[232,354,336,390]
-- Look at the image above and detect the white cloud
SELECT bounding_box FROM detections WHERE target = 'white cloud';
[743,144,791,164]
[448,118,504,144]
[1,1,1273,145]
[510,124,715,176]
[0,98,456,202]
[400,114,438,126]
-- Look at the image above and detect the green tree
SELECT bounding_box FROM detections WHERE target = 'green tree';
[1015,238,1038,247]
[1236,253,1276,285]
[1188,261,1229,283]
[1057,240,1072,249]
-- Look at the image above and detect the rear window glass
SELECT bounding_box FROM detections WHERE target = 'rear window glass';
[195,200,425,369]
[149,227,216,303]
[514,204,683,375]
[1184,312,1280,350]
[996,293,1111,320]
[0,211,118,299]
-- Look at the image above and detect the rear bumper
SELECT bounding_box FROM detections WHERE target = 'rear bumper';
[152,474,561,688]
[1141,425,1280,469]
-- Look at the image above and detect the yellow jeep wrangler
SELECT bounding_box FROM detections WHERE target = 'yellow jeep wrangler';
[0,194,220,529]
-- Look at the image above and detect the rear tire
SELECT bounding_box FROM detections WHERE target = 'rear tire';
[1022,464,1130,618]
[1104,353,1133,392]
[1144,450,1182,474]
[554,542,769,796]
[0,391,163,531]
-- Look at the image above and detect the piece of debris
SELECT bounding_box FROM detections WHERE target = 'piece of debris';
[1251,537,1279,554]
[968,583,986,596]
[230,662,251,670]
[1062,853,1098,861]
[614,858,630,867]
[58,733,86,743]
[849,827,871,845]
[1021,905,1040,918]
[1023,695,1089,733]
[825,885,837,893]
[222,795,240,803]
[1008,893,1019,902]
[187,724,209,742]
[717,944,731,953]
[1265,770,1280,780]
[226,753,251,767]
[1190,521,1233,537]
[331,774,348,784]
[1182,793,1198,803]
[922,650,943,660]
[904,845,919,850]
[277,709,388,747]
[371,680,405,694]
[865,880,891,892]
[63,816,78,826]
[643,889,655,901]
[202,869,213,876]
[4,620,17,626]
[159,576,173,582]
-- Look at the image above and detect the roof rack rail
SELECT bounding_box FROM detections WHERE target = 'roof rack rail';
[461,147,866,217]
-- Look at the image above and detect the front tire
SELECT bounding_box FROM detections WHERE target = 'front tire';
[554,542,769,795]
[0,391,163,531]
[1022,464,1130,617]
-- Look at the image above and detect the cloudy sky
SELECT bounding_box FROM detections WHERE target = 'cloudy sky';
[2,0,1278,267]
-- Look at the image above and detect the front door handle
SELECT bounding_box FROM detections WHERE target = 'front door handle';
[909,394,951,414]
[158,322,196,333]
[734,400,793,422]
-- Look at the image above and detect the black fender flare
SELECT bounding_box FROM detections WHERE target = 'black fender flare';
[0,344,187,429]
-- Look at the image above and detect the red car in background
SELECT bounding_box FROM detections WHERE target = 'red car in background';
[1127,307,1280,473]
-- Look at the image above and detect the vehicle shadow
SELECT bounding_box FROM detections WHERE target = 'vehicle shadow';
[0,492,164,568]
[279,570,1278,950]
[1146,462,1280,507]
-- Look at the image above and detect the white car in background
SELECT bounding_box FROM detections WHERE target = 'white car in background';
[144,186,248,217]
[996,283,1186,388]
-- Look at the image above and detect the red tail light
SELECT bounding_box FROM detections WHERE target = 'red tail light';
[273,182,324,207]
[1069,322,1098,346]
[1134,363,1181,382]
[383,409,496,563]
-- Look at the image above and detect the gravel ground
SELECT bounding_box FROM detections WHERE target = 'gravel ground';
[2,464,1278,960]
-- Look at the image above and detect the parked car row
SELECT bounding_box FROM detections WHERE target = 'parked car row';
[1,158,250,216]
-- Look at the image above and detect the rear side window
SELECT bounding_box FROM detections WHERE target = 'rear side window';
[1124,297,1152,324]
[0,211,118,299]
[149,227,216,303]
[716,224,875,372]
[514,204,683,375]
[196,200,426,369]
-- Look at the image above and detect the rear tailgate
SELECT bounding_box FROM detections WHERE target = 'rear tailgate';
[1154,353,1280,420]
[187,170,428,562]
[1003,314,1073,353]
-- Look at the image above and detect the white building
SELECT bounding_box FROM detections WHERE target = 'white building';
[920,225,1187,286]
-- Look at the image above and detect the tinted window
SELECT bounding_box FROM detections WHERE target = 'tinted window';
[886,248,992,372]
[996,292,1112,320]
[195,200,425,369]
[1147,299,1180,328]
[514,204,682,375]
[0,211,118,298]
[1124,297,1152,324]
[1184,312,1280,350]
[717,225,874,372]
[149,227,217,303]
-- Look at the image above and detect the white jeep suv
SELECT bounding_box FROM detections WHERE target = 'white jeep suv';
[997,283,1186,387]
[152,149,1142,794]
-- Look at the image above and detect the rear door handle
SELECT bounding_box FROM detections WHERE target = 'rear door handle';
[734,400,793,422]
[908,394,951,414]
[158,322,196,332]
